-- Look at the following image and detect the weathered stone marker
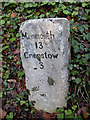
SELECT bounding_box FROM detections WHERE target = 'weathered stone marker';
[20,18,70,113]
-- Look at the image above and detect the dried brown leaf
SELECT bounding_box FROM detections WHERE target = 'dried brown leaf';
[7,79,16,89]
[77,107,88,118]
[7,79,16,83]
[82,111,88,118]
[0,109,7,119]
[11,12,16,18]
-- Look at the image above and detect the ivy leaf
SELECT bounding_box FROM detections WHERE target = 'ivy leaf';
[80,44,84,51]
[3,73,9,79]
[48,2,55,5]
[74,45,79,53]
[16,33,20,37]
[29,3,34,7]
[17,94,23,99]
[71,70,79,75]
[65,109,72,116]
[9,29,15,32]
[83,25,88,30]
[61,5,66,10]
[75,78,81,84]
[85,54,90,60]
[4,2,10,7]
[1,20,5,25]
[25,109,29,111]
[31,109,34,114]
[80,28,84,33]
[2,45,9,50]
[10,38,16,42]
[20,100,25,105]
[32,3,37,7]
[77,54,81,59]
[63,10,71,15]
[24,4,30,8]
[39,14,45,18]
[18,70,24,77]
[56,108,64,113]
[72,11,78,16]
[82,3,88,7]
[72,105,77,111]
[53,8,59,12]
[6,112,13,120]
[41,2,47,6]
[0,92,3,98]
[57,113,64,119]
[68,64,73,70]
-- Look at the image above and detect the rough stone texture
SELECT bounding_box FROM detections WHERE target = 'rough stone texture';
[20,18,70,113]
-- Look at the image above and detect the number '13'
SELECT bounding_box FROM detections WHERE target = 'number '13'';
[35,42,43,49]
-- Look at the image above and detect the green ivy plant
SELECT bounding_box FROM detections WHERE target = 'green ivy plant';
[2,1,89,119]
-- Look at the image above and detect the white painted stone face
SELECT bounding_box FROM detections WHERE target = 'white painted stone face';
[20,18,70,113]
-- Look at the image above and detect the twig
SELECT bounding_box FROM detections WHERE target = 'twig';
[84,85,89,99]
[80,89,88,103]
[79,70,86,75]
[72,34,88,48]
[77,86,81,96]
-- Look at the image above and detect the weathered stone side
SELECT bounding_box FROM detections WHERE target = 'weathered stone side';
[20,18,70,113]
